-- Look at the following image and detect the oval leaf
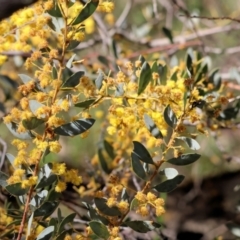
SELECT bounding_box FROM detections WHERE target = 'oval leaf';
[74,99,96,108]
[34,201,59,218]
[6,183,29,196]
[138,61,152,95]
[6,153,16,169]
[159,168,178,179]
[131,153,146,180]
[162,27,173,43]
[164,105,177,128]
[124,221,161,233]
[18,74,32,84]
[62,71,84,88]
[176,137,200,150]
[29,100,45,118]
[22,117,44,130]
[95,70,104,90]
[35,174,57,189]
[6,122,33,140]
[104,140,115,159]
[132,141,154,164]
[72,0,99,25]
[36,226,54,240]
[94,198,121,216]
[98,149,111,174]
[54,118,95,136]
[89,221,110,239]
[167,153,201,166]
[58,213,76,234]
[144,114,163,139]
[153,175,185,192]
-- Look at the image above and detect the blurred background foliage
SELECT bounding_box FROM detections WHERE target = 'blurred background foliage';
[1,0,240,238]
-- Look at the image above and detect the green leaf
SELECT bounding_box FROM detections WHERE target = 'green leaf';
[66,54,76,68]
[104,140,115,159]
[35,174,57,189]
[6,183,28,196]
[115,83,124,96]
[47,2,62,17]
[54,118,95,136]
[18,74,32,84]
[52,65,58,79]
[164,105,177,128]
[186,53,193,76]
[89,221,110,239]
[6,153,16,169]
[159,168,178,179]
[168,153,201,166]
[29,100,45,118]
[162,27,173,43]
[56,229,73,240]
[170,70,178,81]
[98,55,110,67]
[195,63,208,82]
[98,149,111,174]
[144,114,163,139]
[36,226,54,240]
[208,68,221,90]
[34,201,59,219]
[6,122,33,140]
[94,198,121,216]
[226,222,240,237]
[66,40,80,51]
[62,71,84,88]
[22,117,44,130]
[131,153,146,180]
[132,141,154,164]
[159,64,167,85]
[153,175,185,192]
[130,198,139,211]
[74,99,96,108]
[0,171,8,188]
[72,0,99,25]
[95,70,104,90]
[58,213,76,234]
[176,137,200,150]
[124,221,161,233]
[121,188,129,202]
[151,61,158,73]
[138,61,152,95]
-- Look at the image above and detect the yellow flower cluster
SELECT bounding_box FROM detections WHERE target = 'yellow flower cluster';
[135,191,165,217]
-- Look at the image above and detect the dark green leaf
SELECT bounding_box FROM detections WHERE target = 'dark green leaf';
[144,114,163,139]
[6,122,33,140]
[226,222,240,237]
[89,221,110,239]
[98,149,111,174]
[56,229,73,240]
[186,54,193,76]
[121,188,129,202]
[36,226,54,240]
[62,71,84,88]
[94,198,121,216]
[47,188,61,201]
[72,0,99,25]
[98,56,109,67]
[176,137,200,150]
[132,141,154,164]
[170,70,178,81]
[130,198,139,211]
[35,175,57,189]
[34,201,59,218]
[112,39,118,58]
[159,168,178,179]
[54,118,95,136]
[58,213,76,234]
[95,70,104,90]
[168,153,201,166]
[47,2,62,17]
[66,40,80,51]
[153,175,185,192]
[139,55,146,65]
[124,221,161,233]
[138,61,152,95]
[75,99,96,108]
[164,105,177,128]
[0,171,8,188]
[22,117,44,130]
[162,27,173,43]
[6,183,28,196]
[104,140,115,159]
[52,65,58,79]
[131,153,146,180]
[208,68,221,90]
[151,61,158,73]
[195,63,208,82]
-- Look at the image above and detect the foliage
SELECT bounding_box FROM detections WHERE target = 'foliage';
[0,0,238,239]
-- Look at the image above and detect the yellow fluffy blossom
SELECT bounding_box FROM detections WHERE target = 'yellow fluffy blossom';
[55,181,67,192]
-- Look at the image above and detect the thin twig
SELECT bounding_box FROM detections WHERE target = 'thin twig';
[115,0,133,28]
[186,15,240,24]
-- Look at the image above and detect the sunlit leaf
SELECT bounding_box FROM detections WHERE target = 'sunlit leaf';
[0,171,8,188]
[226,222,240,237]
[121,188,129,202]
[72,0,99,25]
[94,198,121,216]
[132,141,154,164]
[124,221,161,233]
[22,117,44,130]
[62,71,84,88]
[52,65,58,79]
[144,114,163,139]
[6,122,33,140]
[138,61,152,95]
[176,137,200,150]
[74,99,96,108]
[89,221,110,239]
[35,175,57,189]
[6,153,16,169]
[159,168,178,179]
[18,74,32,84]
[131,153,146,180]
[164,105,177,128]
[115,83,124,96]
[162,27,173,43]
[168,153,201,166]
[95,70,104,90]
[29,100,45,118]
[66,54,76,68]
[54,118,95,136]
[36,226,54,240]
[153,175,184,192]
